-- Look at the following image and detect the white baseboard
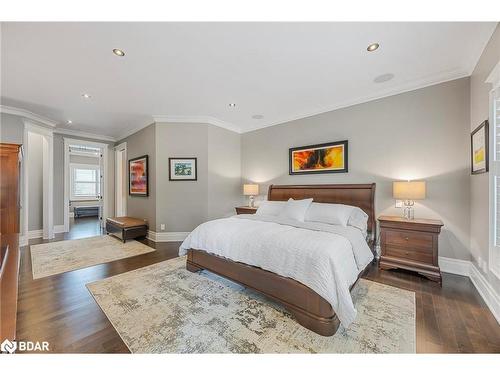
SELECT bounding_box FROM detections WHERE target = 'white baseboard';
[439,256,500,324]
[53,225,66,234]
[438,256,471,277]
[28,229,43,239]
[147,230,189,242]
[469,264,500,324]
[19,235,28,247]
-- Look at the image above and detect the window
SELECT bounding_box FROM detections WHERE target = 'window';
[489,68,500,278]
[70,163,100,200]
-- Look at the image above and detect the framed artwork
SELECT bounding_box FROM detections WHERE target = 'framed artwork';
[129,155,149,196]
[289,140,348,175]
[471,120,489,175]
[169,157,197,181]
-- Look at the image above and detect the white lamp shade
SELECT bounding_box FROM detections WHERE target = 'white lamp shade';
[243,184,259,196]
[393,181,426,200]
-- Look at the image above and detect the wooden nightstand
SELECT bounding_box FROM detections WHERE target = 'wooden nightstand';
[379,215,444,283]
[235,206,258,215]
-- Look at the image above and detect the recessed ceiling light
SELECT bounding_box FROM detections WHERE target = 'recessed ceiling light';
[67,120,72,125]
[367,43,380,52]
[82,93,91,99]
[373,73,394,83]
[228,103,236,108]
[112,48,125,57]
[252,114,264,120]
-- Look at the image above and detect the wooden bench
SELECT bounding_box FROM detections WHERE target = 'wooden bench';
[106,217,148,243]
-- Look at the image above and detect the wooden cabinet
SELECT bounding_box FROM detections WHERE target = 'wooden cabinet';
[0,143,22,342]
[235,206,258,215]
[379,215,443,283]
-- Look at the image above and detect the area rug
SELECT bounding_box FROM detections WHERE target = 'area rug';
[30,235,155,279]
[87,256,416,353]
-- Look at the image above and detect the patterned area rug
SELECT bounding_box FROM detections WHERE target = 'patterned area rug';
[87,256,415,353]
[31,235,155,279]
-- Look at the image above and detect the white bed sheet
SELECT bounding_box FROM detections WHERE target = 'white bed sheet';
[179,214,374,327]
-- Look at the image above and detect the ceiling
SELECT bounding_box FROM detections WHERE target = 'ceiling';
[1,22,496,139]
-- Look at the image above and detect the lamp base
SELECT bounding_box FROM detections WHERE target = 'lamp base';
[402,200,414,220]
[248,195,255,208]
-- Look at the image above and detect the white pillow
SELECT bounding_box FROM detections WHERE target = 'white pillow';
[279,198,313,222]
[255,201,286,216]
[348,207,369,234]
[305,202,354,227]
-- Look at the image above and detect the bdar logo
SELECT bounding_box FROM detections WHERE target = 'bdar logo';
[1,339,17,354]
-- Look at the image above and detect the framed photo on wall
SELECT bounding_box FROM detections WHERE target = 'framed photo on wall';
[289,140,348,175]
[129,155,149,196]
[471,120,489,175]
[169,157,197,181]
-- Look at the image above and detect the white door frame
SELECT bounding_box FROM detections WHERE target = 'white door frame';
[486,60,500,279]
[22,120,54,241]
[64,137,109,232]
[114,142,127,217]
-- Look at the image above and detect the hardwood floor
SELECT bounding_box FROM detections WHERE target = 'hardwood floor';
[16,221,500,353]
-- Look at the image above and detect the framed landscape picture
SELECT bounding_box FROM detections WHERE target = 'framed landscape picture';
[471,120,489,175]
[129,155,149,196]
[289,140,348,175]
[169,157,197,181]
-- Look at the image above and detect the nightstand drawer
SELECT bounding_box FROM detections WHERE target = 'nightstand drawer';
[235,206,258,215]
[385,230,433,249]
[384,245,433,264]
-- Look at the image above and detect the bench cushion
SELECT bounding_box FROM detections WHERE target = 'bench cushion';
[106,217,147,228]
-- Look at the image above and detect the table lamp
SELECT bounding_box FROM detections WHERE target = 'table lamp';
[393,181,426,220]
[243,184,259,207]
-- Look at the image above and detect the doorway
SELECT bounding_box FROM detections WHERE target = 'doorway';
[22,121,54,244]
[63,138,109,237]
[114,142,127,217]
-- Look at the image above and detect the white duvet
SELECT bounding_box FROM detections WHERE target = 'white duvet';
[179,214,374,327]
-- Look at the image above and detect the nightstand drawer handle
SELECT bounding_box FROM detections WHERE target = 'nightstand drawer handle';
[405,237,409,241]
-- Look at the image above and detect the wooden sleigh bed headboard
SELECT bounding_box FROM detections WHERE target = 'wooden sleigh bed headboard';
[267,184,376,247]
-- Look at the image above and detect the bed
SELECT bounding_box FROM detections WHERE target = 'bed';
[180,184,376,336]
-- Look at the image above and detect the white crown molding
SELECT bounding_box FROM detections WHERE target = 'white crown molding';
[147,230,189,242]
[115,121,155,142]
[0,105,58,128]
[242,68,471,133]
[486,60,500,88]
[53,127,117,142]
[153,115,242,134]
[467,23,498,75]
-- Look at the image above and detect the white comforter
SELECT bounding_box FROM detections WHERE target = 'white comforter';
[179,214,374,327]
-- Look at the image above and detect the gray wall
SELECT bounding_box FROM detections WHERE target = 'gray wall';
[154,123,241,232]
[155,123,209,232]
[27,131,43,230]
[470,24,500,293]
[242,78,471,260]
[207,124,242,220]
[118,124,157,229]
[119,121,242,233]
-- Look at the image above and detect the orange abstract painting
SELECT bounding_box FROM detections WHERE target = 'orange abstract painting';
[289,141,348,174]
[129,155,149,196]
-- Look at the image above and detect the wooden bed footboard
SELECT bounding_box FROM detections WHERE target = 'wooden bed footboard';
[187,248,353,336]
